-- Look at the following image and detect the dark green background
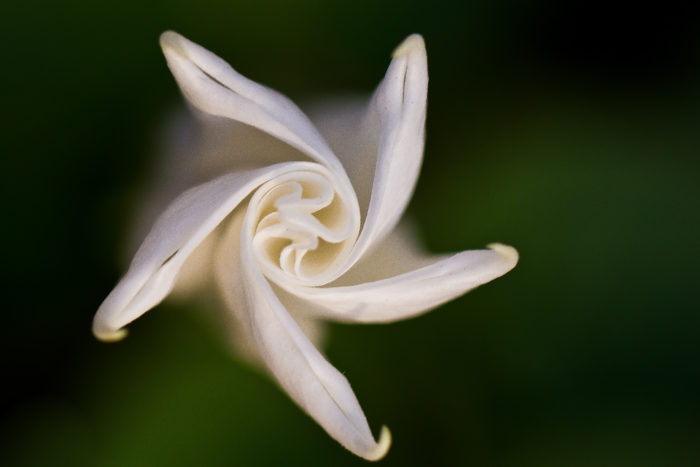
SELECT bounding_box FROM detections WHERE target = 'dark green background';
[3,1,700,466]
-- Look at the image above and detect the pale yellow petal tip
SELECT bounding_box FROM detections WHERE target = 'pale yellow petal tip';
[93,327,129,343]
[365,426,392,462]
[392,34,425,58]
[160,30,186,57]
[487,243,519,267]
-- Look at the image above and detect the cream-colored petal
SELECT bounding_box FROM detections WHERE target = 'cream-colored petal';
[92,162,317,342]
[159,31,352,189]
[280,243,518,323]
[231,205,391,461]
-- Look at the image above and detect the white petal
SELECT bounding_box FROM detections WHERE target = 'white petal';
[190,112,309,177]
[124,110,305,274]
[159,31,351,187]
[121,110,204,265]
[349,34,428,260]
[213,208,328,362]
[232,208,391,461]
[92,162,316,342]
[324,218,436,285]
[281,243,518,323]
[304,97,375,217]
[210,208,262,364]
[169,225,219,298]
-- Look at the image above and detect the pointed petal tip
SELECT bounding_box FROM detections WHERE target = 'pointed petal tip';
[364,425,392,462]
[160,30,186,56]
[486,243,519,268]
[93,326,129,343]
[392,34,425,58]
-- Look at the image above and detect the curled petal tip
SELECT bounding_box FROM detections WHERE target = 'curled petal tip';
[392,34,425,57]
[486,243,519,267]
[364,426,392,462]
[93,327,129,343]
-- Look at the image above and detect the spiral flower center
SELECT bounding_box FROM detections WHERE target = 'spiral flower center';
[248,169,357,286]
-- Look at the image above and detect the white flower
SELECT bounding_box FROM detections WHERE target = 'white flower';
[93,31,518,461]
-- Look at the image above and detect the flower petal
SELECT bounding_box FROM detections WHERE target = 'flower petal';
[159,31,351,187]
[92,162,316,342]
[304,97,375,217]
[281,243,518,323]
[213,208,328,362]
[349,34,428,260]
[230,205,391,461]
[124,110,306,279]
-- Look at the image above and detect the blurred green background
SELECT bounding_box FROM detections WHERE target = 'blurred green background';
[3,0,700,466]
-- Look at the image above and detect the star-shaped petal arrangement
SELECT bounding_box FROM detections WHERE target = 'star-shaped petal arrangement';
[93,31,518,461]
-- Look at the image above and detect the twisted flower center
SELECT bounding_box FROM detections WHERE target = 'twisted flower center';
[248,169,357,286]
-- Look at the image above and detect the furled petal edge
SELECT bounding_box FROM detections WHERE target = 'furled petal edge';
[350,34,429,262]
[92,162,316,342]
[234,199,391,461]
[159,31,355,201]
[283,244,519,323]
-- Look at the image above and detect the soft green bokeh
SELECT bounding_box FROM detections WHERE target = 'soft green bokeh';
[3,1,699,466]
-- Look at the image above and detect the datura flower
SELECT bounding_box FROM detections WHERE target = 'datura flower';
[93,31,518,461]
